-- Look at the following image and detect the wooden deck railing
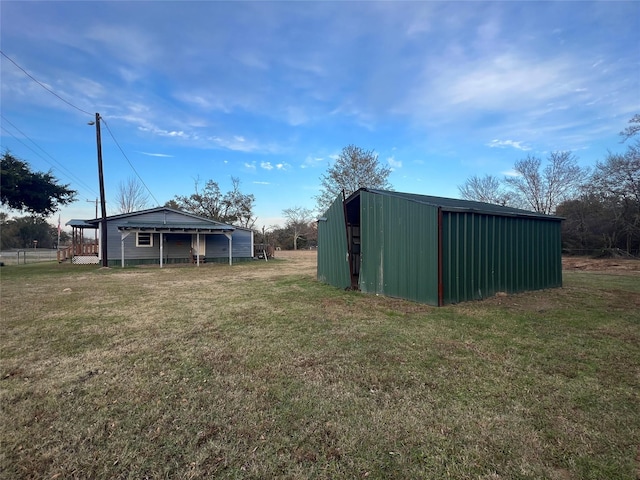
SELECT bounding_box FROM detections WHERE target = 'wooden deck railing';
[57,243,99,262]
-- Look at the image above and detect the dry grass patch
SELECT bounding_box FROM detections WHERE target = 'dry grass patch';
[1,254,639,479]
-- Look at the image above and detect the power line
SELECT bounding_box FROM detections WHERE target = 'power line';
[1,50,94,118]
[101,117,161,207]
[2,50,161,209]
[1,115,100,198]
[1,126,99,204]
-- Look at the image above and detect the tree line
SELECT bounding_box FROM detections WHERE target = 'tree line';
[1,144,390,252]
[5,120,635,256]
[458,115,640,256]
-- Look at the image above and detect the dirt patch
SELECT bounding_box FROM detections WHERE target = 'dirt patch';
[562,256,640,273]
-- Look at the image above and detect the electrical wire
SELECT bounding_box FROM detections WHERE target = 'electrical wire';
[1,50,94,118]
[1,116,100,198]
[2,50,161,209]
[101,117,161,207]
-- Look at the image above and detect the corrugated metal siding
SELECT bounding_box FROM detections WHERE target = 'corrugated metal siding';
[441,212,562,304]
[358,191,440,305]
[317,195,351,289]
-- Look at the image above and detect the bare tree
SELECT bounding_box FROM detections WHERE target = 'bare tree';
[316,145,392,213]
[586,142,640,253]
[114,177,150,214]
[282,206,314,250]
[458,174,515,206]
[591,146,640,204]
[620,114,640,142]
[504,152,587,214]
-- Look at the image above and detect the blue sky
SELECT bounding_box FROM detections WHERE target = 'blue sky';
[1,1,639,230]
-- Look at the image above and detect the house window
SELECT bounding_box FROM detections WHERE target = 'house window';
[136,232,153,247]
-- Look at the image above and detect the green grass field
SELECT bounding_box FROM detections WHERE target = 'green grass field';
[1,253,639,479]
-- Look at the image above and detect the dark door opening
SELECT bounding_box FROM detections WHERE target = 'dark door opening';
[344,193,361,289]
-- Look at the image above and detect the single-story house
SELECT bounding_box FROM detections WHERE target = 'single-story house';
[63,207,254,267]
[317,188,563,306]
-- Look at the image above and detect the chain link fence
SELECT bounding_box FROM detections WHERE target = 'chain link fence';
[0,249,60,265]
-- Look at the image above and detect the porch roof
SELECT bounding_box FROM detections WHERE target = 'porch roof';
[66,219,98,228]
[116,221,235,233]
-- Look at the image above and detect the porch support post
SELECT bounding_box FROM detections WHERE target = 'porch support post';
[120,231,131,268]
[160,233,164,269]
[225,232,233,266]
[197,232,201,266]
[97,224,102,262]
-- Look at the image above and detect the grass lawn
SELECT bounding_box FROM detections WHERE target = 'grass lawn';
[1,252,639,479]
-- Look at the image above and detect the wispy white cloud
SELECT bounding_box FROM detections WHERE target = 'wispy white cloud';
[136,120,193,140]
[302,155,328,169]
[387,156,402,169]
[285,106,309,126]
[208,135,280,153]
[487,139,531,151]
[139,152,173,158]
[234,50,270,70]
[2,0,637,227]
[85,24,161,68]
[425,54,571,114]
[253,181,271,185]
[261,161,289,171]
[502,169,520,177]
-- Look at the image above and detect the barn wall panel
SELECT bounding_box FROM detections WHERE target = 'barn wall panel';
[358,191,439,305]
[317,195,351,289]
[442,212,562,304]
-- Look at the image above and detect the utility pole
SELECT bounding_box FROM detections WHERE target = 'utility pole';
[89,113,108,267]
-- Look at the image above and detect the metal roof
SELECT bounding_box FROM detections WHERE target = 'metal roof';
[67,207,239,232]
[116,221,234,233]
[347,188,563,221]
[66,219,98,228]
[97,206,228,223]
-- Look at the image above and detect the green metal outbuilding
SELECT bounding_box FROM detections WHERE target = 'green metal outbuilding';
[317,188,563,306]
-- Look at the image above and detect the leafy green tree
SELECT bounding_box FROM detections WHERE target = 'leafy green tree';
[267,225,291,250]
[169,176,255,227]
[164,199,182,210]
[221,177,257,228]
[1,152,77,215]
[316,145,392,213]
[0,215,60,249]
